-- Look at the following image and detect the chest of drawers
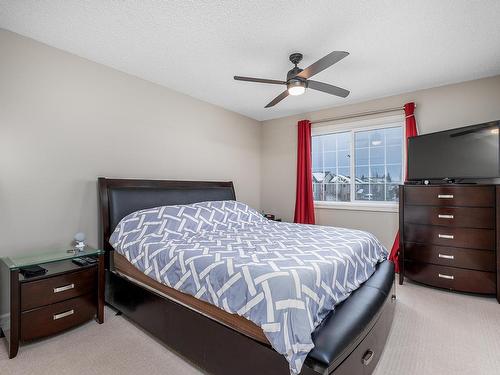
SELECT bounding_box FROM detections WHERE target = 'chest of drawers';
[399,185,499,302]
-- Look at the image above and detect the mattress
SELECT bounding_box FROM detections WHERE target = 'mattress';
[113,251,269,344]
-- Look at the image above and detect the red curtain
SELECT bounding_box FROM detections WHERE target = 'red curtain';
[294,120,316,224]
[389,102,418,272]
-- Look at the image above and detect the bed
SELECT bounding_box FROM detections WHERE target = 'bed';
[98,178,395,375]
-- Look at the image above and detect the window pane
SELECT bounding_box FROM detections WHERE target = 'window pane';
[355,184,370,200]
[387,164,402,183]
[355,131,369,148]
[355,166,369,182]
[387,145,402,164]
[385,126,403,145]
[324,183,336,201]
[313,183,322,200]
[338,149,350,167]
[370,146,384,165]
[370,165,385,181]
[324,151,336,171]
[312,136,324,173]
[323,134,337,151]
[354,126,403,202]
[338,167,350,181]
[337,183,350,201]
[337,132,351,151]
[356,148,368,165]
[369,184,385,201]
[312,131,351,202]
[386,184,400,201]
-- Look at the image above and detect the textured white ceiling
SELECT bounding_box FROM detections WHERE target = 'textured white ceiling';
[1,1,500,121]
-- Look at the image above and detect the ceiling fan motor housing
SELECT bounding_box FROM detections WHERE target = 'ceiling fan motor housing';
[286,66,303,81]
[287,54,306,94]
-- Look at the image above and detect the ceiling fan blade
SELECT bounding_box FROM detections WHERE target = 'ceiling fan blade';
[234,76,286,85]
[295,51,349,79]
[308,80,350,98]
[265,90,289,108]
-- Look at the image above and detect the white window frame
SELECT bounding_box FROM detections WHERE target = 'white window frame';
[312,114,405,212]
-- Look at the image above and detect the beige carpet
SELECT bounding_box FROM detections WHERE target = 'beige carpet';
[1,281,500,374]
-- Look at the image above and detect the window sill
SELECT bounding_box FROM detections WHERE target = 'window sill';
[314,201,399,213]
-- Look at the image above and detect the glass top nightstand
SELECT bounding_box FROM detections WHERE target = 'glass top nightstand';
[1,246,104,270]
[0,246,105,359]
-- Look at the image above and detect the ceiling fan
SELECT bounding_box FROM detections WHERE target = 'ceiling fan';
[234,51,350,108]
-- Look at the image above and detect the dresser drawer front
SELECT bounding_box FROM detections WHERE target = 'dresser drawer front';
[405,262,496,294]
[404,243,496,272]
[404,186,495,207]
[404,206,495,229]
[404,224,495,250]
[21,267,97,311]
[20,294,96,341]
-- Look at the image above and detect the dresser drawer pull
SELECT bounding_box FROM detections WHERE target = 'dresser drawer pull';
[438,273,454,280]
[53,309,74,320]
[438,234,454,239]
[438,254,454,260]
[438,194,454,199]
[53,283,75,293]
[438,214,454,219]
[362,350,374,366]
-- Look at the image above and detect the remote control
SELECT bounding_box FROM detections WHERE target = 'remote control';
[82,256,97,264]
[72,258,88,266]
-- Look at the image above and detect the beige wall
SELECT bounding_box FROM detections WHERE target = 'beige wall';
[261,75,500,249]
[2,27,500,316]
[0,29,262,258]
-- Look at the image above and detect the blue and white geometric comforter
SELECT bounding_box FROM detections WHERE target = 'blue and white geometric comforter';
[110,201,387,374]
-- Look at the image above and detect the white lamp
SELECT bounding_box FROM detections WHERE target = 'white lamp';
[74,232,86,251]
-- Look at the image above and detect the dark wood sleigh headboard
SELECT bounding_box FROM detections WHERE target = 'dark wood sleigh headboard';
[98,178,236,267]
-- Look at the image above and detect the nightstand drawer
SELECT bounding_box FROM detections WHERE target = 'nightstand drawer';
[21,267,97,311]
[20,294,96,341]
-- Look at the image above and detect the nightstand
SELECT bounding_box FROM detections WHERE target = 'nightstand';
[263,214,282,222]
[0,247,104,359]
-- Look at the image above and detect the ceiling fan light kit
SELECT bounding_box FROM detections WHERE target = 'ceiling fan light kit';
[287,80,306,96]
[234,51,350,107]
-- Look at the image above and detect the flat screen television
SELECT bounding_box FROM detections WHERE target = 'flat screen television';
[407,120,500,182]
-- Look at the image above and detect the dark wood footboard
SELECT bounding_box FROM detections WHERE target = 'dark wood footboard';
[106,268,395,375]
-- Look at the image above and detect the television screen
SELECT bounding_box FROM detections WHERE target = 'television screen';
[408,121,500,181]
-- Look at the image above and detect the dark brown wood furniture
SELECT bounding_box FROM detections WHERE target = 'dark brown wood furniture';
[0,248,105,358]
[99,177,395,375]
[399,184,500,302]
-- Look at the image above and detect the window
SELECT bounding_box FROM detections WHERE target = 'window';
[312,116,404,207]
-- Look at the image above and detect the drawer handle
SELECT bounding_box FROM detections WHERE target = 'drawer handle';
[438,194,454,199]
[438,234,454,239]
[53,283,75,293]
[362,350,374,366]
[438,273,454,280]
[53,309,74,320]
[438,254,454,260]
[438,214,454,219]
